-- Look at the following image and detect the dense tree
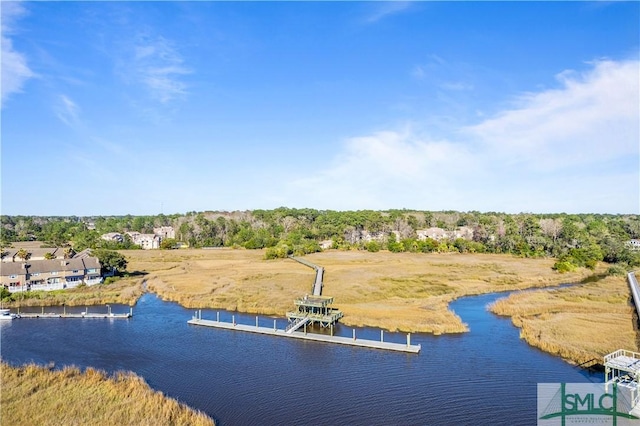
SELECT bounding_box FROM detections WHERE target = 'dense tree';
[94,250,128,274]
[1,211,638,272]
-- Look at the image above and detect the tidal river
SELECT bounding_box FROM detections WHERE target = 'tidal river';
[1,291,600,425]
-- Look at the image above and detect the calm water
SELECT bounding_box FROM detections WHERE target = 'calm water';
[1,292,600,425]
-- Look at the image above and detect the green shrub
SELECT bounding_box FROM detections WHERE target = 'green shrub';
[606,265,628,276]
[553,261,577,273]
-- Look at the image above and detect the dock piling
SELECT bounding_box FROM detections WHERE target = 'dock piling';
[256,316,259,328]
[217,311,220,322]
[232,315,235,326]
[381,330,384,342]
[407,333,411,347]
[274,319,277,331]
[353,329,356,341]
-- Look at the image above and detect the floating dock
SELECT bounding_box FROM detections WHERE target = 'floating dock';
[188,311,421,354]
[16,306,132,319]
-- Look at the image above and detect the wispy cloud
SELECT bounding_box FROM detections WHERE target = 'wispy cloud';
[467,59,639,171]
[130,33,191,104]
[364,2,413,24]
[55,94,81,127]
[283,59,639,213]
[1,2,35,108]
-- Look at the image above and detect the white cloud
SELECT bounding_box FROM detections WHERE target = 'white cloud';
[283,59,639,213]
[364,2,413,24]
[1,2,35,108]
[467,59,639,172]
[131,34,191,104]
[55,95,80,126]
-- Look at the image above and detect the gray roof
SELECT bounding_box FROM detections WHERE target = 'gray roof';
[0,257,100,276]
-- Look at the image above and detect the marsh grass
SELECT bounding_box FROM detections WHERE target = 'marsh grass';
[3,279,144,308]
[489,275,638,365]
[125,249,596,334]
[0,362,215,426]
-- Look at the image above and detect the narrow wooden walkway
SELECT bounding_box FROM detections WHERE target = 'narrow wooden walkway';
[628,272,640,319]
[289,255,324,296]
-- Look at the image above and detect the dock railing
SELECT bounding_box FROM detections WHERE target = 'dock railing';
[605,349,640,364]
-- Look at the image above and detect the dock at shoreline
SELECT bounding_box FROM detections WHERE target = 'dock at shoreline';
[187,313,421,354]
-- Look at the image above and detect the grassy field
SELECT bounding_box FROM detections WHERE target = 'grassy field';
[489,275,639,365]
[126,248,598,334]
[0,362,215,426]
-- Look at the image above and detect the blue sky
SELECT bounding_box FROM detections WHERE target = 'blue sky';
[1,1,638,216]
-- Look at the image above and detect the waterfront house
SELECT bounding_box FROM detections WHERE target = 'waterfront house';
[0,256,102,293]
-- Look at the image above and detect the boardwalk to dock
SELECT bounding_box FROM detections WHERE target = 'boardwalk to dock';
[289,255,324,296]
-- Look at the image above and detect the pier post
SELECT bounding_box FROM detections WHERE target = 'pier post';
[63,305,66,316]
[407,333,411,347]
[274,319,277,331]
[381,330,384,342]
[353,329,356,341]
[217,311,220,322]
[232,315,235,326]
[330,324,333,336]
[42,306,44,315]
[130,307,133,317]
[199,309,202,320]
[304,322,307,335]
[256,316,259,328]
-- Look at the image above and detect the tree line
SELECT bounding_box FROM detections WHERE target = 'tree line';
[2,209,639,272]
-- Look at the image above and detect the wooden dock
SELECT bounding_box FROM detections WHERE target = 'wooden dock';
[16,307,132,319]
[188,313,421,354]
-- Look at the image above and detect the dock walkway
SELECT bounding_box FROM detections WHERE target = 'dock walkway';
[628,272,640,319]
[16,307,133,319]
[289,256,324,296]
[188,313,420,353]
[19,312,131,319]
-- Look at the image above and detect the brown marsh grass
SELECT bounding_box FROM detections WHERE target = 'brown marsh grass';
[489,275,638,365]
[3,278,144,308]
[125,248,598,334]
[0,362,215,426]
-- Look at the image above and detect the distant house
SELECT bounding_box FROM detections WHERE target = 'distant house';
[417,227,448,241]
[319,240,333,250]
[417,226,474,241]
[1,255,102,293]
[126,232,160,250]
[628,240,640,251]
[101,232,124,243]
[153,226,175,239]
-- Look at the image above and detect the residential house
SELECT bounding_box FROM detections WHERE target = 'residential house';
[417,226,475,241]
[1,256,102,293]
[153,226,175,239]
[417,228,448,241]
[1,247,66,263]
[101,232,124,243]
[126,232,160,250]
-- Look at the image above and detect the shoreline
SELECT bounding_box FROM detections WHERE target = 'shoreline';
[3,250,633,366]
